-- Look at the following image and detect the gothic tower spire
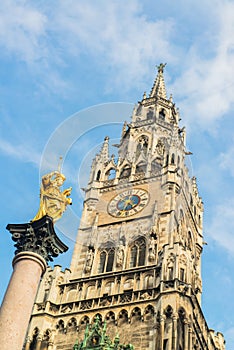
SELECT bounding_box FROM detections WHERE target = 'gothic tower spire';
[150,63,167,99]
[26,65,226,350]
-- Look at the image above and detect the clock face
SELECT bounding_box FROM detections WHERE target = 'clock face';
[108,189,149,218]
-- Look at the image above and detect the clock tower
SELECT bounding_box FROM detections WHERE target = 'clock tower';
[25,65,225,350]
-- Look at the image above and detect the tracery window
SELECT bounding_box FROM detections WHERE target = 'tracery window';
[119,165,131,179]
[129,238,146,268]
[98,249,115,273]
[136,162,147,174]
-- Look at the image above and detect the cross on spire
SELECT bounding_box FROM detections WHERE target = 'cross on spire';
[149,63,167,99]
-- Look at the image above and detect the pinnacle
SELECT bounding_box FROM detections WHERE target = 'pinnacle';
[149,63,167,99]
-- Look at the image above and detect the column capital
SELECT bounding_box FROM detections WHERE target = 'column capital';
[6,215,68,263]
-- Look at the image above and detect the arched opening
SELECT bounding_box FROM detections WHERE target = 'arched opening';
[136,162,147,174]
[159,108,166,120]
[171,153,175,165]
[119,165,131,179]
[129,238,146,268]
[96,170,101,181]
[106,168,116,180]
[56,319,65,334]
[67,318,77,332]
[98,249,115,273]
[105,311,115,323]
[147,108,154,119]
[29,328,39,350]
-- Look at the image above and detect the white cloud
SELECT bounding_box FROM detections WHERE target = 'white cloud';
[0,0,233,128]
[50,1,176,90]
[171,0,234,130]
[0,138,40,165]
[219,143,234,177]
[0,1,47,62]
[207,199,234,255]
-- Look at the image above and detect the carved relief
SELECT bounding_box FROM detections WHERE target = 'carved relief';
[85,247,94,273]
[155,139,165,156]
[148,236,156,261]
[116,241,125,267]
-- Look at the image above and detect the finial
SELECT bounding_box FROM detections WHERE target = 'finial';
[150,63,167,99]
[156,63,167,73]
[58,156,63,173]
[143,91,147,99]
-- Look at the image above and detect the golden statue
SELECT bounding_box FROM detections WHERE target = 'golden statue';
[33,170,72,222]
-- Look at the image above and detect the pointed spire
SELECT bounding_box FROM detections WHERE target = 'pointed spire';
[150,63,167,99]
[99,136,109,162]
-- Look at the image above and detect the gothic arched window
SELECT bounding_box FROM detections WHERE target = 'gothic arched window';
[147,108,154,119]
[171,153,175,164]
[98,249,115,273]
[129,238,146,268]
[136,162,147,174]
[96,170,101,181]
[120,165,131,179]
[106,168,116,180]
[159,108,166,120]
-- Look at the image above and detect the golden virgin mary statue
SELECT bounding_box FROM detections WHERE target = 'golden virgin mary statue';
[33,170,72,222]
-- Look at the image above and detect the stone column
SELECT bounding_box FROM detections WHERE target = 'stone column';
[172,313,178,350]
[24,336,32,350]
[35,332,43,350]
[0,252,46,350]
[0,216,68,350]
[160,315,165,350]
[188,325,193,350]
[184,318,189,350]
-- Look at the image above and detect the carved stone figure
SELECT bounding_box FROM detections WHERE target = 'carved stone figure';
[116,241,125,267]
[85,248,94,272]
[33,170,72,222]
[148,236,156,261]
[156,139,165,156]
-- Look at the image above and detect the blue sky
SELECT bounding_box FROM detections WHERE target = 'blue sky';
[0,0,234,348]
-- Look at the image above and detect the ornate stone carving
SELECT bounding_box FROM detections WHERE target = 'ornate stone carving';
[85,247,94,273]
[155,139,165,156]
[6,216,68,262]
[148,236,156,261]
[116,241,125,267]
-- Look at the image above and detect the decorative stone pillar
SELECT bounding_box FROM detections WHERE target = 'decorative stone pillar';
[24,336,32,350]
[35,333,43,350]
[159,315,165,349]
[0,216,68,350]
[172,313,178,350]
[184,318,189,350]
[188,324,193,350]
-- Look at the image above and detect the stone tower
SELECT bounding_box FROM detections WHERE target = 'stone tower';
[25,65,225,350]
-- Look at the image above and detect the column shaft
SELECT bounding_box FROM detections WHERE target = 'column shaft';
[0,252,46,350]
